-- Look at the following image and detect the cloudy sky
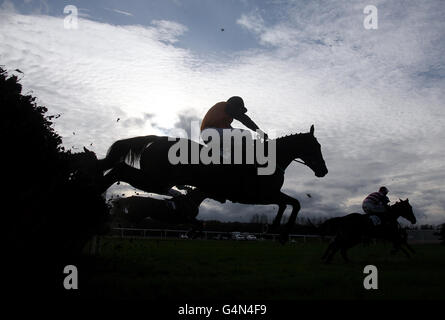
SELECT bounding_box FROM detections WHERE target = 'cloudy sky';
[1,0,444,224]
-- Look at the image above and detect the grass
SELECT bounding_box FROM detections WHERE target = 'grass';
[78,237,445,300]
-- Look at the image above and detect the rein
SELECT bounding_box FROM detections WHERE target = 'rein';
[293,159,306,165]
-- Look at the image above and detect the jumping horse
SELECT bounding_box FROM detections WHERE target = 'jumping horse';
[96,125,328,243]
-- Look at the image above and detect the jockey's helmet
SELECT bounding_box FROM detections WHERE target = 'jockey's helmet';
[226,96,247,117]
[379,186,389,195]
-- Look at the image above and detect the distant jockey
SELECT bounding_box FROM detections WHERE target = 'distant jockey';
[362,186,390,224]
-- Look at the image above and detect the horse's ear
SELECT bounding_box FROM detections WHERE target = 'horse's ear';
[83,146,89,153]
[399,198,402,202]
[310,124,314,135]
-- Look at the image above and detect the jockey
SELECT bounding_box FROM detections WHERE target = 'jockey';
[362,186,390,216]
[200,96,268,144]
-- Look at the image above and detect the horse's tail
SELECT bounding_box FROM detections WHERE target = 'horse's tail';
[104,135,160,168]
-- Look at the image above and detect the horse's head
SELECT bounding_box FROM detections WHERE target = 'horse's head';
[296,125,328,178]
[392,198,416,224]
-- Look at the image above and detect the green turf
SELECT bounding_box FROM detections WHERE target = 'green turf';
[79,237,445,300]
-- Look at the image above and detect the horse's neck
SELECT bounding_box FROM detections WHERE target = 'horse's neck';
[276,135,306,169]
[387,205,401,220]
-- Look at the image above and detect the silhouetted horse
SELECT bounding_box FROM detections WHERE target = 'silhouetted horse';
[321,199,416,263]
[112,187,207,237]
[97,125,328,243]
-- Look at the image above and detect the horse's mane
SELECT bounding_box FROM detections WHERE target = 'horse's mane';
[275,132,313,146]
[275,132,307,140]
[391,199,410,208]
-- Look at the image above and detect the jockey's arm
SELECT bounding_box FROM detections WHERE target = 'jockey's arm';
[233,113,268,139]
[383,198,390,210]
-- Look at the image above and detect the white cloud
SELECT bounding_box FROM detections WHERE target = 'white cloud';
[1,1,444,224]
[105,8,134,17]
[237,11,265,35]
[150,19,188,44]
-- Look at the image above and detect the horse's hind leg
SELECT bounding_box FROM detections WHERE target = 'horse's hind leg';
[187,220,204,239]
[101,162,167,194]
[405,243,415,254]
[325,242,340,264]
[400,234,415,255]
[277,193,301,244]
[96,158,114,172]
[322,241,334,261]
[270,204,286,233]
[399,245,411,258]
[390,240,411,258]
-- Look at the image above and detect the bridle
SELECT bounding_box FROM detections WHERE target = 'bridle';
[276,158,310,174]
[292,143,317,167]
[293,159,306,165]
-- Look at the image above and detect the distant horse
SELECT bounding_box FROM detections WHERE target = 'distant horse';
[112,187,207,237]
[321,199,416,263]
[97,125,328,243]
